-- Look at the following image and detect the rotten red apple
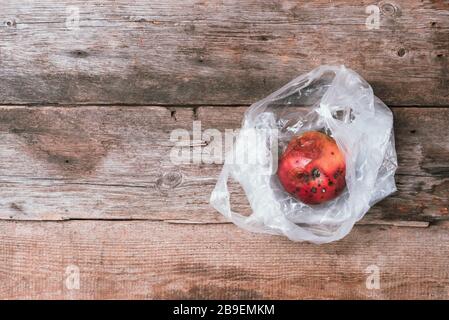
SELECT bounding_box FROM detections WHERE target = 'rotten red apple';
[277,131,346,205]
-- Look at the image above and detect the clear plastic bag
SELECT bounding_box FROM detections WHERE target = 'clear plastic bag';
[210,65,397,243]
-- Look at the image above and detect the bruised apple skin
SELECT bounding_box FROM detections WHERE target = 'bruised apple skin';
[277,131,346,205]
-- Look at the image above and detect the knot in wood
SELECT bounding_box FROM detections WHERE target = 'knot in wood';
[155,171,183,192]
[380,2,400,17]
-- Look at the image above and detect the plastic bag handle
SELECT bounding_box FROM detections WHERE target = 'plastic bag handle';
[210,163,359,243]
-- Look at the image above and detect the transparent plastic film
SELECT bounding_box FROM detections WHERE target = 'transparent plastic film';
[210,65,397,244]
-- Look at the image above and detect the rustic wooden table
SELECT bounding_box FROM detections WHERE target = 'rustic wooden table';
[0,0,448,299]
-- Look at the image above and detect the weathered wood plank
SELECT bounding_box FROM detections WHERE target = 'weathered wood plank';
[0,0,448,105]
[0,106,447,225]
[0,220,448,299]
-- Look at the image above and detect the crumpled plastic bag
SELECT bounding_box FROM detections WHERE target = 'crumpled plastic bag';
[210,65,397,243]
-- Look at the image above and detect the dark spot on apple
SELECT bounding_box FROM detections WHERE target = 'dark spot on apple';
[311,187,317,193]
[311,168,320,178]
[328,181,334,186]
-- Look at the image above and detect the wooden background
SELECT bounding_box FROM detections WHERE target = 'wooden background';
[0,0,448,299]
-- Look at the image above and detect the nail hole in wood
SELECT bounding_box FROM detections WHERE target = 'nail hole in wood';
[70,50,89,58]
[5,20,16,27]
[397,48,406,57]
[170,110,177,121]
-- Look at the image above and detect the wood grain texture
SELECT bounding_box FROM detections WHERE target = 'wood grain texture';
[0,0,448,301]
[0,106,447,226]
[0,220,448,299]
[0,0,448,105]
